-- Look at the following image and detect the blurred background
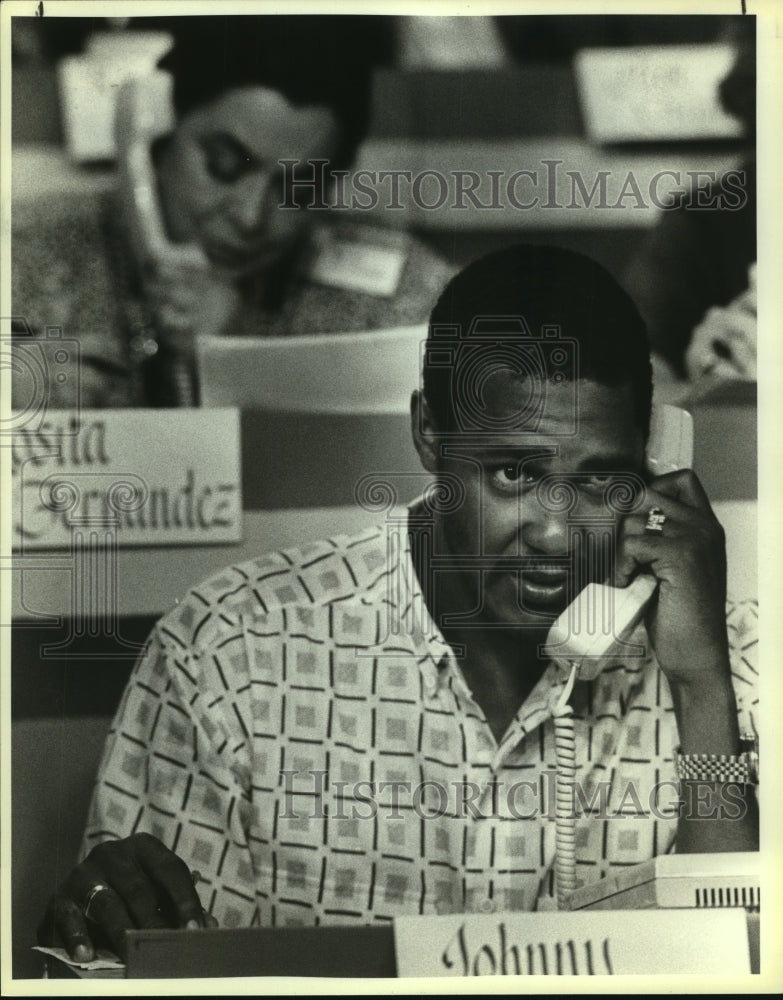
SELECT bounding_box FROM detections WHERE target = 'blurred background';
[13,13,753,273]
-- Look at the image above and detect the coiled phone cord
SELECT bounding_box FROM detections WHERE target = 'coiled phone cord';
[552,661,580,909]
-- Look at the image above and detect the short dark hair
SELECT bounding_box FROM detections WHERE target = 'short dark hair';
[157,15,393,171]
[423,243,653,438]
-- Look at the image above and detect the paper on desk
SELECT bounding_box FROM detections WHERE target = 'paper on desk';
[33,945,125,971]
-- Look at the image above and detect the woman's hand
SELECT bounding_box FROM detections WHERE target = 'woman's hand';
[37,832,217,963]
[144,247,241,353]
[685,264,757,382]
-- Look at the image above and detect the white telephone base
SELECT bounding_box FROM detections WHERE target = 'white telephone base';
[565,852,759,911]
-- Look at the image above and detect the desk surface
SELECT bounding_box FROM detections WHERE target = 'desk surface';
[40,909,759,979]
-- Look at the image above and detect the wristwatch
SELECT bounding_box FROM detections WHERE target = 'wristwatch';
[674,733,759,785]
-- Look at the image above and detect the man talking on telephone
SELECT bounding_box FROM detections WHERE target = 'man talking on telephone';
[39,244,758,962]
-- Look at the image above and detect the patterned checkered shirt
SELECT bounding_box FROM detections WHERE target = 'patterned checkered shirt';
[82,511,758,928]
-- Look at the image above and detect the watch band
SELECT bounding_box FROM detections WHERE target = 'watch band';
[674,733,758,785]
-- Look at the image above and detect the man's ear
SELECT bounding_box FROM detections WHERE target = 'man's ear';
[410,389,441,474]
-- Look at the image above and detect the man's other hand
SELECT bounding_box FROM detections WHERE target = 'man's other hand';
[37,832,218,963]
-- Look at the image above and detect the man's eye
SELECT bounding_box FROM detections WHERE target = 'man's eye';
[491,465,536,491]
[202,138,252,183]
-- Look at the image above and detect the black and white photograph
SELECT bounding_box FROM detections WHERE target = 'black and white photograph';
[2,0,781,992]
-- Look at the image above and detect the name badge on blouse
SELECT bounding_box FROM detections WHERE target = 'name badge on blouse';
[304,227,407,297]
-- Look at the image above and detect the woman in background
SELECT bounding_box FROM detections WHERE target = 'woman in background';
[12,15,452,408]
[623,26,756,386]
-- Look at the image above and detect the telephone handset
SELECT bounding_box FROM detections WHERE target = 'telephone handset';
[541,404,694,909]
[543,404,695,682]
[115,72,223,405]
[115,71,209,276]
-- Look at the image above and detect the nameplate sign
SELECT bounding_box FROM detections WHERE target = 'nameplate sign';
[11,409,242,548]
[394,909,750,977]
[574,44,745,143]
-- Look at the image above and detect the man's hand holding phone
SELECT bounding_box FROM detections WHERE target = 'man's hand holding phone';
[612,468,730,690]
[612,467,758,853]
[38,833,217,963]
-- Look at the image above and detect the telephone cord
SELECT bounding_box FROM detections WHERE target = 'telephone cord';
[552,661,579,909]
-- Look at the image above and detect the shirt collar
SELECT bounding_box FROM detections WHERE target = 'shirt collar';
[392,499,572,705]
[384,501,455,692]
